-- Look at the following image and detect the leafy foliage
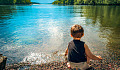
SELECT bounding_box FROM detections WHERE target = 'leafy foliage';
[52,0,120,5]
[0,0,31,5]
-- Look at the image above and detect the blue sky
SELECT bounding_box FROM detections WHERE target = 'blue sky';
[31,0,55,3]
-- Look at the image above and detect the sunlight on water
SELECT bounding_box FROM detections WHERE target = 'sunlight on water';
[22,52,51,64]
[22,51,65,65]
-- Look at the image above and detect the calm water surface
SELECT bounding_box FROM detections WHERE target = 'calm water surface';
[0,4,120,64]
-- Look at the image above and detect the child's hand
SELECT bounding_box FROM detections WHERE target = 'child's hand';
[65,53,67,56]
[96,56,102,60]
[65,48,68,56]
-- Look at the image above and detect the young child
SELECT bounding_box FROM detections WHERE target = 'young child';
[65,24,102,70]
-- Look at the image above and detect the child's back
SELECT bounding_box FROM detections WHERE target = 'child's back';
[68,40,86,63]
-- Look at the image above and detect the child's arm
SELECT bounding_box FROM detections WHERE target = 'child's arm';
[65,48,68,56]
[84,44,102,60]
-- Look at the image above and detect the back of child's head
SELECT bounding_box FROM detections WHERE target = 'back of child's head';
[71,24,84,38]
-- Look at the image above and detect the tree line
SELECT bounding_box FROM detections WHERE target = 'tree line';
[0,0,31,5]
[52,0,120,5]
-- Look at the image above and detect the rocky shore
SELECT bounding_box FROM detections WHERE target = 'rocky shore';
[6,60,120,70]
[4,51,120,70]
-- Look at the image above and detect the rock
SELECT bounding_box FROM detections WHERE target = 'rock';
[0,54,7,70]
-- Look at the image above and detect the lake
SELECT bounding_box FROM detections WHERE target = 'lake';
[0,4,120,65]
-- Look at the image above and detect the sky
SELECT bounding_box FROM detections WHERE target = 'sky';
[31,0,55,3]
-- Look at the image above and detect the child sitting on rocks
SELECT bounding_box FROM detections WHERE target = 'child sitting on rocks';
[65,24,102,70]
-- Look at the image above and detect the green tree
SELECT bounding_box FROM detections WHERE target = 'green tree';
[13,0,16,4]
[52,0,120,5]
[0,0,31,5]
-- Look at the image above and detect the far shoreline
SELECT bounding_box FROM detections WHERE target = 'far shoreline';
[0,2,40,6]
[1,1,119,6]
[52,3,120,6]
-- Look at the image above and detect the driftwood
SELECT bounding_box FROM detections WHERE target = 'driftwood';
[0,54,7,70]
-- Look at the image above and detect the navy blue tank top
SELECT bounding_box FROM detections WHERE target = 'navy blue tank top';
[68,40,87,63]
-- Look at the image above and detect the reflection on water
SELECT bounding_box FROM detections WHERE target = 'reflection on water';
[77,5,120,60]
[0,5,120,65]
